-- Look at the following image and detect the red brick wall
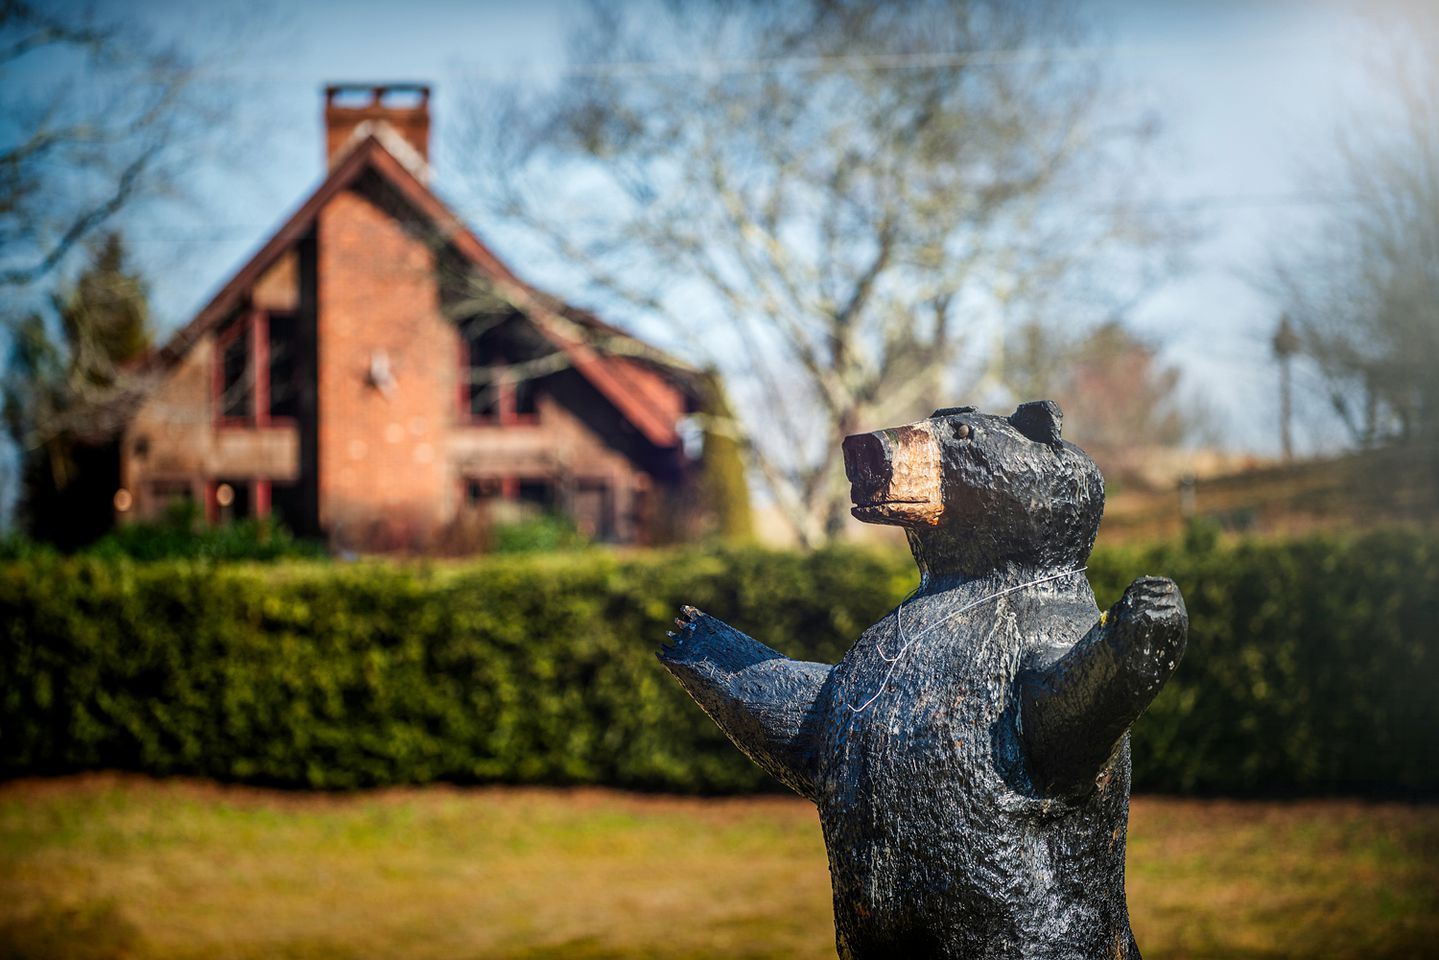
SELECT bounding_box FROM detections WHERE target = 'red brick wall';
[316,184,456,550]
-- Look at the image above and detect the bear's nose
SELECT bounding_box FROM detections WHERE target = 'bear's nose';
[843,432,892,490]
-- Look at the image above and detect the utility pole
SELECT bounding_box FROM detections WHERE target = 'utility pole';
[1272,314,1300,462]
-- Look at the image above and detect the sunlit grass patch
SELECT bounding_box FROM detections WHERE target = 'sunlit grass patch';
[1,775,1435,959]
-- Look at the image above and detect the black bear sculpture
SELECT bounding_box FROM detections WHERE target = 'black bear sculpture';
[658,401,1188,959]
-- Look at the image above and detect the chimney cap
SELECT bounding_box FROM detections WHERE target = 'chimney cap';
[324,83,431,109]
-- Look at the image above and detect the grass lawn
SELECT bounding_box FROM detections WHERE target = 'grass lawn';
[0,775,1435,959]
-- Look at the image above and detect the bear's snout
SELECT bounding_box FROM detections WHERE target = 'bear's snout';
[843,423,943,526]
[843,432,892,495]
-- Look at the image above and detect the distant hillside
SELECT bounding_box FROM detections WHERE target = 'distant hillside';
[1102,443,1439,542]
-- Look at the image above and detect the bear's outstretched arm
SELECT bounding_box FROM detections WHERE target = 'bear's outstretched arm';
[658,606,832,803]
[1018,576,1188,797]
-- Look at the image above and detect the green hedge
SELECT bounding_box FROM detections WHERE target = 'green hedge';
[1,533,1435,794]
[1093,531,1439,794]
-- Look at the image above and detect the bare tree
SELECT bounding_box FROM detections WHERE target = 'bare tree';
[0,0,221,288]
[1,1,267,533]
[1268,13,1439,449]
[454,0,1178,545]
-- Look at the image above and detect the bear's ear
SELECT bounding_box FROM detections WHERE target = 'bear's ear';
[1009,400,1063,446]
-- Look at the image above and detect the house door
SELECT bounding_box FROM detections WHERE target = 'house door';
[571,480,612,541]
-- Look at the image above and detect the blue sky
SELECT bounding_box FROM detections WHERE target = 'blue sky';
[10,0,1421,458]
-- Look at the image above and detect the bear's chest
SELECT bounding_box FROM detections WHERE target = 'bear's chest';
[833,614,1010,723]
[815,592,1094,810]
[818,604,1023,799]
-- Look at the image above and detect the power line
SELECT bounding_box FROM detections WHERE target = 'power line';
[539,41,1331,80]
[90,190,1364,245]
[4,35,1372,90]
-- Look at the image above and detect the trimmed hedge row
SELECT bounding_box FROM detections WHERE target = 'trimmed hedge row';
[1,532,1436,794]
[1091,532,1439,794]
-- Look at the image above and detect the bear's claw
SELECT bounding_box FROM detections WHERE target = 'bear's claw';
[1115,576,1187,628]
[658,604,707,661]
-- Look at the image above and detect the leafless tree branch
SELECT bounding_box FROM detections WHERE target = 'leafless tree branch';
[451,0,1181,544]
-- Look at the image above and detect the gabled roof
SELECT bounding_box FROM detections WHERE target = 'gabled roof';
[151,134,698,448]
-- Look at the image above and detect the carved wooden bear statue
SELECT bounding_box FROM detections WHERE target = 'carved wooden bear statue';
[658,401,1188,959]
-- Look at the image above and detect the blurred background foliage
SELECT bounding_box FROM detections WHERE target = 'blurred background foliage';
[2,529,1433,796]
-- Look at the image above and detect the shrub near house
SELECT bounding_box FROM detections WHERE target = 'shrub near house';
[1,532,1434,794]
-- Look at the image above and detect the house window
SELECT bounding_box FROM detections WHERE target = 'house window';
[517,479,552,509]
[572,479,613,541]
[513,375,538,417]
[267,312,301,421]
[462,318,539,425]
[464,476,504,506]
[217,319,254,424]
[269,481,306,535]
[217,310,295,426]
[462,476,554,519]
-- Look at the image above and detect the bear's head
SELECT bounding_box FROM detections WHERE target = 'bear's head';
[842,401,1104,579]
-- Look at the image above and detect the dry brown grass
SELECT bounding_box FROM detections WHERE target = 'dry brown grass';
[0,774,1435,959]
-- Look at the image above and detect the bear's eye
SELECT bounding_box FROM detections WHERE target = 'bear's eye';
[956,423,972,440]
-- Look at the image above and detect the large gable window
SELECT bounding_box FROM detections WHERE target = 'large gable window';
[221,335,251,418]
[215,309,297,426]
[266,312,302,421]
[216,316,255,425]
[462,315,539,425]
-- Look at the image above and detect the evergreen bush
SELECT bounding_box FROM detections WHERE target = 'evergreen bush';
[1,533,1433,794]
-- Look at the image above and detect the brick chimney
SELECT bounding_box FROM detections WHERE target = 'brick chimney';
[324,83,431,180]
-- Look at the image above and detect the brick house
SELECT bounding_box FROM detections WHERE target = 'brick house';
[120,84,703,550]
